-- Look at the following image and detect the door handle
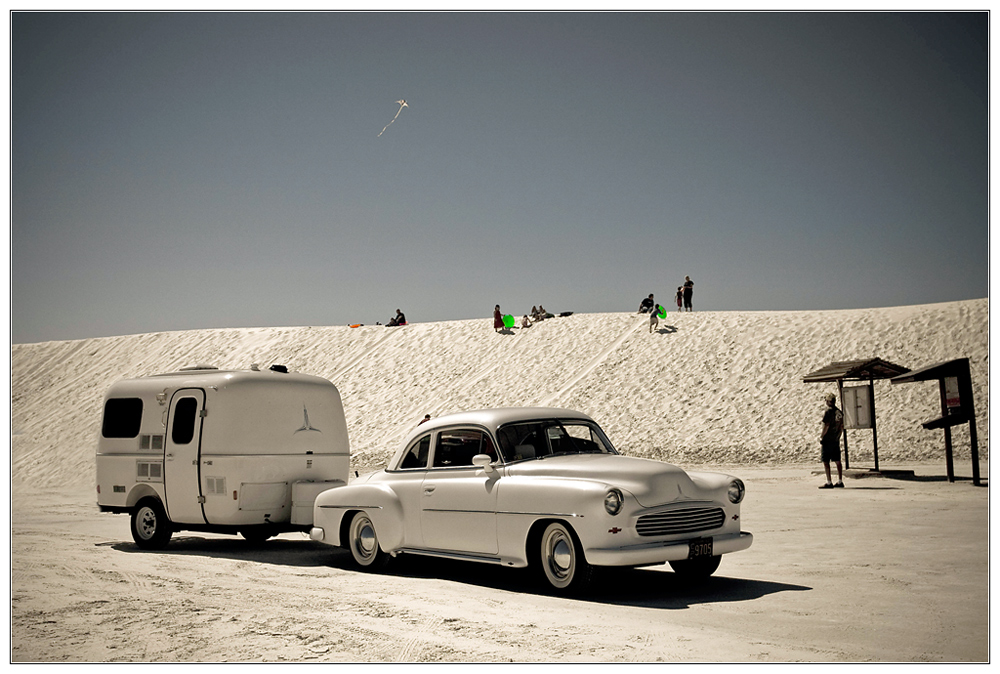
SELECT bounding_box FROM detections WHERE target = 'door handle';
[423,486,435,495]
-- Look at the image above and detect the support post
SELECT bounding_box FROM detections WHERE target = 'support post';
[939,378,955,482]
[838,379,849,470]
[869,377,879,472]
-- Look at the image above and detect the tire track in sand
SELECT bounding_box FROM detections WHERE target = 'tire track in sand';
[536,316,647,408]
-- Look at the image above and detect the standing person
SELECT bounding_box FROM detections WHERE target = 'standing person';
[682,276,694,311]
[819,393,845,489]
[675,287,684,312]
[493,305,505,332]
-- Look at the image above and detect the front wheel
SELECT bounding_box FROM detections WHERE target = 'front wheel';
[130,499,173,549]
[538,522,594,593]
[669,555,722,579]
[347,512,390,572]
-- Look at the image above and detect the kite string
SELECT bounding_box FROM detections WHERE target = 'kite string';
[378,100,408,137]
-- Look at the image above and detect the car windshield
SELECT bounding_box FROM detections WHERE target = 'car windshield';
[496,419,617,462]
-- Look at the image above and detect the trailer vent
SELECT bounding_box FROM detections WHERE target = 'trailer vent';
[136,461,163,482]
[205,477,227,495]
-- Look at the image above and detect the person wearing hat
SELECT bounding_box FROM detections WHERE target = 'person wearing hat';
[819,393,845,489]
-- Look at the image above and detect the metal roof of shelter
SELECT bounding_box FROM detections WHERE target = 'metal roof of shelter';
[802,358,910,383]
[889,358,969,384]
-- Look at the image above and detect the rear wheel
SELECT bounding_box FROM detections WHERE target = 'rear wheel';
[538,522,594,593]
[347,512,389,571]
[130,499,173,549]
[669,555,722,579]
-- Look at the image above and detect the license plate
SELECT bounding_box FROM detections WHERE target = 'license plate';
[688,537,713,559]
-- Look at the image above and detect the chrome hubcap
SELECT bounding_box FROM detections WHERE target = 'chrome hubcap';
[552,539,572,573]
[358,524,376,556]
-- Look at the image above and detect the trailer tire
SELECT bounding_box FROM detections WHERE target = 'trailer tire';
[240,527,276,543]
[130,498,173,549]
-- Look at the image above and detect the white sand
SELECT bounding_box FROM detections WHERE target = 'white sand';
[10,299,990,662]
[12,299,989,487]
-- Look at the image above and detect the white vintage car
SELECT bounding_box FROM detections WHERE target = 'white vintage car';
[311,408,752,593]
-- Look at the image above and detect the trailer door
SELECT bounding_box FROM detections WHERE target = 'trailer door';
[163,389,207,524]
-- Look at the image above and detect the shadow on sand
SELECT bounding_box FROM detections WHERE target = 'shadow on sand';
[106,537,808,608]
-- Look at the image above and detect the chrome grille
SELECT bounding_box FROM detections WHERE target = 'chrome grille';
[636,505,726,537]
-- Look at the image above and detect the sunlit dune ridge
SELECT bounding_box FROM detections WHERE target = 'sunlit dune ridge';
[12,299,988,488]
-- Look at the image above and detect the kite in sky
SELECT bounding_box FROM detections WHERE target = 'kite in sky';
[378,99,408,137]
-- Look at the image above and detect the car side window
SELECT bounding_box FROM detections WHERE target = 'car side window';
[399,434,431,469]
[433,429,490,468]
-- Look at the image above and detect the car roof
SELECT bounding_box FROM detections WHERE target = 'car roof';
[392,407,596,465]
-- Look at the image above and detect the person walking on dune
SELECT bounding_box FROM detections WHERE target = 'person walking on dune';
[682,276,694,311]
[819,393,845,489]
[493,305,505,332]
[649,304,663,333]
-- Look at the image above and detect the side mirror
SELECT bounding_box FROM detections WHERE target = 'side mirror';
[472,454,495,473]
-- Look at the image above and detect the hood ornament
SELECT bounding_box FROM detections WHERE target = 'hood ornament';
[295,405,322,434]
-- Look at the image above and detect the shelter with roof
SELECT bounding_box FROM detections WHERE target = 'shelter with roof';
[802,358,911,471]
[890,358,983,486]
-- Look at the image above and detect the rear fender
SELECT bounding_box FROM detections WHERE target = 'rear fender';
[314,483,405,550]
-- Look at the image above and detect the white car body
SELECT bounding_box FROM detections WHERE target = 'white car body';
[312,408,752,591]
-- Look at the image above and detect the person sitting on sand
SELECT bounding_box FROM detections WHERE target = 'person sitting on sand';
[521,315,533,328]
[639,294,655,314]
[388,309,407,327]
[538,305,554,319]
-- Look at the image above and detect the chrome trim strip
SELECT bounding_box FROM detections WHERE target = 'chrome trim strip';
[423,508,583,518]
[317,504,383,509]
[398,548,504,565]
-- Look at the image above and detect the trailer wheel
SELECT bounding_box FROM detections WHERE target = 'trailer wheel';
[347,512,389,571]
[240,527,276,544]
[130,498,173,549]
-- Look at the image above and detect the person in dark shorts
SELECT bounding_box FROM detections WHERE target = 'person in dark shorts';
[682,276,694,311]
[819,393,845,488]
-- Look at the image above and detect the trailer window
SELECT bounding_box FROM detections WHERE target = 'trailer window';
[171,397,199,445]
[102,398,143,438]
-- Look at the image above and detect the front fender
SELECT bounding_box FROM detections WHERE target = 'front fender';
[312,483,405,551]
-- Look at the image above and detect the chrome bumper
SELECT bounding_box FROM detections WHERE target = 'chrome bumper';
[586,531,753,567]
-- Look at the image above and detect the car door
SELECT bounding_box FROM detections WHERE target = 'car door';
[162,389,207,524]
[420,427,500,555]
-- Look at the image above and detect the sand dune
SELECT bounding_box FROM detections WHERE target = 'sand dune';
[11,299,988,489]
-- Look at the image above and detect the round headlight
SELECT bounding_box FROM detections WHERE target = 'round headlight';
[604,488,624,516]
[727,479,745,504]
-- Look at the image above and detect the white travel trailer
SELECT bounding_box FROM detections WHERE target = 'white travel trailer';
[96,365,350,549]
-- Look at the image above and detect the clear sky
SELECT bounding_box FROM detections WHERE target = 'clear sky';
[11,11,989,344]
